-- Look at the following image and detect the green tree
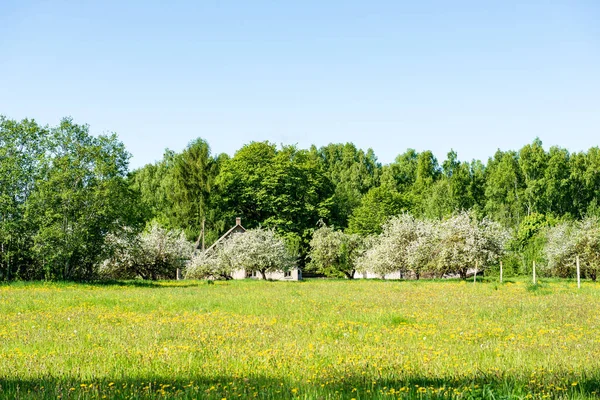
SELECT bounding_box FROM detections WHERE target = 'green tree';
[544,147,572,216]
[170,138,225,242]
[0,117,48,280]
[347,186,408,235]
[26,118,135,280]
[422,151,477,219]
[384,149,419,192]
[129,149,178,227]
[569,148,600,218]
[484,150,525,228]
[217,142,333,261]
[518,138,548,215]
[313,143,381,228]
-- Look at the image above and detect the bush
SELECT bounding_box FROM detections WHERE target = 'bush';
[185,249,234,280]
[544,216,600,280]
[308,224,364,279]
[357,214,434,279]
[100,223,192,280]
[435,212,509,279]
[186,228,295,280]
[355,211,509,279]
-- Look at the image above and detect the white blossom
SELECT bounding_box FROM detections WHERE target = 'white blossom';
[100,222,192,280]
[186,228,295,280]
[308,224,363,279]
[356,211,508,279]
[544,216,600,280]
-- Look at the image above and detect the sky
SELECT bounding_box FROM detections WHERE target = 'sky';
[1,0,599,169]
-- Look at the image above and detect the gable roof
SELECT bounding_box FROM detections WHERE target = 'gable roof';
[204,218,246,253]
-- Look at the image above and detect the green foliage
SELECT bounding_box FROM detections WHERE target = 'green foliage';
[129,141,227,245]
[5,113,600,282]
[347,186,407,235]
[313,143,381,228]
[25,118,137,280]
[0,117,47,280]
[515,213,552,248]
[217,142,333,264]
[484,150,525,227]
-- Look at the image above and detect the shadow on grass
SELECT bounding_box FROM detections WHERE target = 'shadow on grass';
[1,372,599,399]
[0,279,207,289]
[86,279,206,289]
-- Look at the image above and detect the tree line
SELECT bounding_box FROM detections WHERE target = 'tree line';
[2,115,600,281]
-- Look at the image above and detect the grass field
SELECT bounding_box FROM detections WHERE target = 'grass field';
[1,279,600,399]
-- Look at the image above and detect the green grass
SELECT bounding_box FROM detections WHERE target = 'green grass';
[1,278,600,399]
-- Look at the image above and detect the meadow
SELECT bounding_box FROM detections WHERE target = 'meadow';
[1,279,599,399]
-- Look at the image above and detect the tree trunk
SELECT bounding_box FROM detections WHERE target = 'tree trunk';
[260,270,267,280]
[344,270,355,279]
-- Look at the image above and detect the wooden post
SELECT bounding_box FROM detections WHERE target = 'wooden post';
[576,255,581,289]
[533,261,536,285]
[176,268,181,280]
[500,261,503,283]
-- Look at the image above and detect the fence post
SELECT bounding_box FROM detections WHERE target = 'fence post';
[576,255,581,289]
[533,261,536,285]
[500,261,503,283]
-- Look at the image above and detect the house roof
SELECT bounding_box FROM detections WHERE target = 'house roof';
[204,219,246,253]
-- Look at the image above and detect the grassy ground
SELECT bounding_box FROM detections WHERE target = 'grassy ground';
[1,278,599,399]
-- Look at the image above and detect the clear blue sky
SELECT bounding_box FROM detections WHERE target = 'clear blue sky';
[1,0,599,169]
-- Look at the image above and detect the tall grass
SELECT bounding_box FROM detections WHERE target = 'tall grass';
[1,279,599,399]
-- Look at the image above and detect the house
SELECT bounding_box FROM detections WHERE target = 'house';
[205,218,302,281]
[204,217,247,253]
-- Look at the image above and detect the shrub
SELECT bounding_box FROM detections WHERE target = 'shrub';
[185,248,235,280]
[544,216,600,280]
[186,227,295,280]
[100,223,192,280]
[357,214,427,278]
[356,212,508,279]
[232,228,296,279]
[308,224,363,279]
[435,212,509,279]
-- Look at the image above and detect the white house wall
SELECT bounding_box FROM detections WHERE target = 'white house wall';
[231,268,302,281]
[353,270,404,279]
[231,269,247,280]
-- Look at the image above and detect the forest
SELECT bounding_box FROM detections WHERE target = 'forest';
[2,115,600,281]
